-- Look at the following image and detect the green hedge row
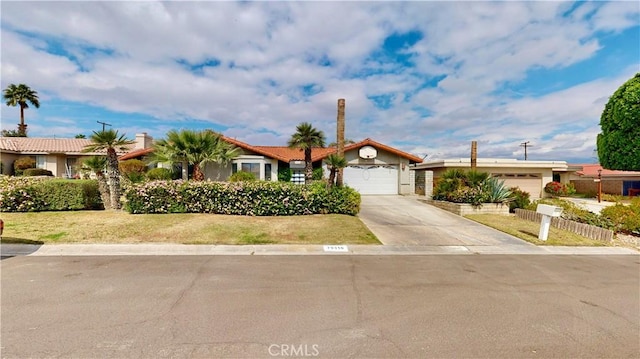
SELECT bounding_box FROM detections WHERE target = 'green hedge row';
[124,180,361,216]
[0,176,103,212]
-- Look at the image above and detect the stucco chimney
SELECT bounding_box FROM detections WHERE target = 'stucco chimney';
[135,133,153,150]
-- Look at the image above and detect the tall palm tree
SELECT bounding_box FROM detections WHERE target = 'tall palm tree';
[288,122,326,184]
[82,156,111,209]
[3,84,40,136]
[83,129,135,209]
[324,154,347,187]
[149,129,239,181]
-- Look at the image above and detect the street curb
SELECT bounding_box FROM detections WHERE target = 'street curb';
[1,243,637,257]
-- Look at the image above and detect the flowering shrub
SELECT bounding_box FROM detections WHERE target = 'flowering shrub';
[0,176,102,211]
[601,202,640,234]
[544,181,576,196]
[123,180,361,216]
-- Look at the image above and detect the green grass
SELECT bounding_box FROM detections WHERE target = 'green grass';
[0,211,379,245]
[465,214,607,246]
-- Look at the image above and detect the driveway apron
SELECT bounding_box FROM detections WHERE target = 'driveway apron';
[358,195,531,247]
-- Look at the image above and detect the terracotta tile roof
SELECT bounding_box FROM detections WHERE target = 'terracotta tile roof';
[0,137,131,155]
[343,138,424,163]
[571,164,640,177]
[119,148,155,160]
[118,135,423,163]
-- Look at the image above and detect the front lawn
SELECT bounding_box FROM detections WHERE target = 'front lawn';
[0,211,379,245]
[465,214,608,246]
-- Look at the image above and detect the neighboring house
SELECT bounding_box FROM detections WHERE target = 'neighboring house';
[412,158,571,199]
[0,133,153,178]
[121,136,423,195]
[568,164,640,196]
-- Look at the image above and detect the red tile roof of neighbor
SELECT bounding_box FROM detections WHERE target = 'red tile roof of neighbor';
[572,164,640,177]
[0,137,131,155]
[116,136,423,163]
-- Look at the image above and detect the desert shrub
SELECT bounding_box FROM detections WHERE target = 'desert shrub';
[601,203,640,234]
[601,194,623,203]
[119,159,147,183]
[146,167,174,181]
[0,176,102,211]
[0,176,46,211]
[527,198,614,230]
[508,187,531,213]
[13,157,36,176]
[229,171,256,182]
[278,167,292,182]
[23,168,54,177]
[313,167,324,180]
[433,170,511,207]
[544,181,575,196]
[36,180,103,210]
[124,180,360,216]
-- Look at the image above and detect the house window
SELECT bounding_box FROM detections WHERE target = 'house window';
[241,163,260,178]
[265,163,272,181]
[30,155,46,169]
[232,163,238,174]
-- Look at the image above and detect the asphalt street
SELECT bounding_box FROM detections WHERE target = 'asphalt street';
[2,255,639,358]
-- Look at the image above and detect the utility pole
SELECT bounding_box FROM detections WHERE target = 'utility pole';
[520,141,532,160]
[97,121,112,131]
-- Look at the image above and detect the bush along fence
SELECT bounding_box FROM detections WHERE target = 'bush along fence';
[124,180,361,216]
[515,209,613,242]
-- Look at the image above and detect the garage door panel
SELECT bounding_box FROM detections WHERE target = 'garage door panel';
[343,165,398,195]
[501,178,541,199]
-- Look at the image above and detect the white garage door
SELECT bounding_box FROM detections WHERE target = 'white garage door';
[498,175,542,199]
[343,165,398,195]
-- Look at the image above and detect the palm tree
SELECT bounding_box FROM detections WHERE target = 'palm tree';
[149,129,239,181]
[324,154,347,187]
[83,129,135,209]
[3,84,40,136]
[288,122,326,184]
[82,156,111,209]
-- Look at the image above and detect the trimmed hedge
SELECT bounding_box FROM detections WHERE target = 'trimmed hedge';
[23,168,54,176]
[0,176,103,211]
[124,180,361,216]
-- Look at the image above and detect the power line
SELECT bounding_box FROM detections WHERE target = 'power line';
[97,121,112,131]
[520,141,533,160]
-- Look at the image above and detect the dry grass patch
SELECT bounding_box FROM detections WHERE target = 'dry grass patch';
[0,211,379,245]
[465,214,608,246]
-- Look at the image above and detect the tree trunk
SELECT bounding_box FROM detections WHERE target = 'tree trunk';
[107,149,122,209]
[95,172,111,209]
[193,164,205,181]
[328,168,336,187]
[18,104,27,136]
[304,148,313,184]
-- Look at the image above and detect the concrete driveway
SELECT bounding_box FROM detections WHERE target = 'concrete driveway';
[358,195,531,247]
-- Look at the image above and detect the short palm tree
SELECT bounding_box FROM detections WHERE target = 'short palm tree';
[288,122,326,184]
[82,156,111,209]
[83,130,135,209]
[324,154,347,187]
[149,129,239,181]
[3,83,40,136]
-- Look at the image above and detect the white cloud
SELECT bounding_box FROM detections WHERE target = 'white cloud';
[1,1,638,163]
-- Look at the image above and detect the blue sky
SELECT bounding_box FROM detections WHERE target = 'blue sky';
[1,1,638,163]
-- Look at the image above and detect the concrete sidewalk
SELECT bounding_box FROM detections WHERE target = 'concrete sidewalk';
[1,243,637,256]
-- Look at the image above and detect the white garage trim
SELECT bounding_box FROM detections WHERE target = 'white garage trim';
[343,165,398,195]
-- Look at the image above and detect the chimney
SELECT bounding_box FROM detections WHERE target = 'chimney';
[135,133,153,150]
[471,141,477,169]
[336,99,346,186]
